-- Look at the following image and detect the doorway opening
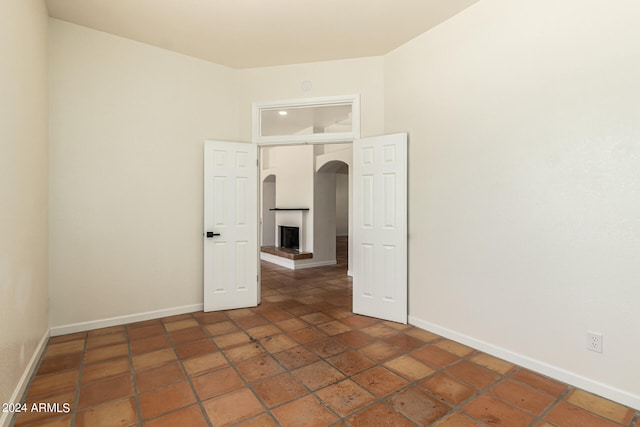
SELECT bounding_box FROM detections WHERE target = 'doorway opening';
[203,133,408,323]
[258,144,352,277]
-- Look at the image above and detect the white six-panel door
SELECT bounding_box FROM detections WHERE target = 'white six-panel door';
[204,140,259,311]
[353,133,408,323]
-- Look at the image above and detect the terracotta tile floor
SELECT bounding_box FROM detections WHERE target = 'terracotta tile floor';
[14,239,640,426]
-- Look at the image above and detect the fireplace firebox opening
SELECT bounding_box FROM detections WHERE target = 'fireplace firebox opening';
[279,226,300,251]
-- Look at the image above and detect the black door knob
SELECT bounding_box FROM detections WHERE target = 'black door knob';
[206,232,221,238]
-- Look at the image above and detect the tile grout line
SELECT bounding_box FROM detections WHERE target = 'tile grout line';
[266,300,371,424]
[129,314,214,426]
[69,332,88,427]
[124,325,144,427]
[224,308,312,426]
[258,269,558,426]
[259,308,416,425]
[167,312,216,427]
[260,260,423,425]
[340,333,464,426]
[238,294,362,424]
[425,351,557,427]
[194,311,282,425]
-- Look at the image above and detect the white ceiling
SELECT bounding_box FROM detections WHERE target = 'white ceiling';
[45,0,480,69]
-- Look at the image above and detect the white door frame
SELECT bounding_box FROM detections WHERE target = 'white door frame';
[229,96,408,324]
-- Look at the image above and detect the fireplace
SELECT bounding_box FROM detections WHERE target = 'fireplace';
[279,226,300,250]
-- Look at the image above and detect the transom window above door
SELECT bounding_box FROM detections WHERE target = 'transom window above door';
[253,95,360,145]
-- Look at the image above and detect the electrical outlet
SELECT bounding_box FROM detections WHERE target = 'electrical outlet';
[586,331,603,353]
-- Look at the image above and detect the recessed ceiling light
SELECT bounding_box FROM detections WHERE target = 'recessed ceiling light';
[278,111,288,116]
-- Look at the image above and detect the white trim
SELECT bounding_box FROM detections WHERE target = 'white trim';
[50,304,203,337]
[253,94,360,144]
[260,252,336,270]
[0,330,49,427]
[408,315,640,410]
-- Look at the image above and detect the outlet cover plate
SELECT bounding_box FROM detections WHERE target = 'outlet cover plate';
[587,331,603,353]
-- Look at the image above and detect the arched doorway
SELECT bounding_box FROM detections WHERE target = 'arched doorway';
[316,159,351,274]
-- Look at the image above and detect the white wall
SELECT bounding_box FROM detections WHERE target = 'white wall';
[315,146,353,269]
[263,145,315,253]
[313,155,337,264]
[42,1,640,409]
[238,56,385,141]
[336,173,349,236]
[385,0,640,408]
[48,23,384,330]
[0,0,49,422]
[261,176,276,246]
[49,20,239,331]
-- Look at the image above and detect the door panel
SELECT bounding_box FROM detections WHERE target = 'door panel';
[204,140,259,311]
[353,133,407,323]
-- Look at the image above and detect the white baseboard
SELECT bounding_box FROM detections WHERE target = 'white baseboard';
[408,315,640,411]
[260,252,336,270]
[292,260,337,269]
[0,329,49,427]
[50,304,204,337]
